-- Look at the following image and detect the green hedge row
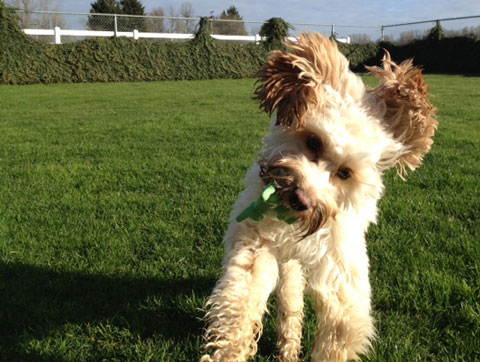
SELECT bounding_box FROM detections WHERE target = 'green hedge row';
[1,3,478,85]
[0,7,269,84]
[380,37,480,74]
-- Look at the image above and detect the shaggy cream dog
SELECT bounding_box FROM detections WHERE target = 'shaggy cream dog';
[201,33,437,362]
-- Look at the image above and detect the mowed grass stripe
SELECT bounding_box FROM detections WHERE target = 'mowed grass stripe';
[0,76,478,361]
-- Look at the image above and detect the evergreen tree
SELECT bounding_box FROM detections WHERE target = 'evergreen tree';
[88,0,121,31]
[119,0,146,31]
[214,5,247,35]
[121,0,144,15]
[90,0,121,15]
[427,20,445,41]
[260,17,290,49]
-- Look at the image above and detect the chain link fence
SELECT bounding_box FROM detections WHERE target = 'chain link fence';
[382,16,480,44]
[287,23,380,43]
[12,10,480,45]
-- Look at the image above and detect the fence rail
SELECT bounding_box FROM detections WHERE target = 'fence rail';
[12,10,480,44]
[13,10,366,43]
[22,27,348,45]
[22,27,266,43]
[381,14,480,41]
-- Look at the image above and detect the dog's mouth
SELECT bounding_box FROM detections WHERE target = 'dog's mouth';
[259,162,294,198]
[259,160,332,238]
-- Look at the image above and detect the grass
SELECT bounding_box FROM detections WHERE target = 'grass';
[0,75,478,361]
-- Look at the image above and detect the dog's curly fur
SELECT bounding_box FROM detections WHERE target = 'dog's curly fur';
[201,33,437,362]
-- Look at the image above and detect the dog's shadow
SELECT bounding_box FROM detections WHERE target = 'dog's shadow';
[0,261,215,361]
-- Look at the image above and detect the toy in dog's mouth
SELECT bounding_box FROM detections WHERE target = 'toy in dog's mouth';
[259,161,313,210]
[259,164,307,209]
[236,183,298,225]
[255,161,333,238]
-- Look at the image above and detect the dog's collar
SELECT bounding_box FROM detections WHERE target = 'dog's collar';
[236,184,297,224]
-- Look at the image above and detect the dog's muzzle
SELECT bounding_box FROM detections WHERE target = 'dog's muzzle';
[259,160,335,238]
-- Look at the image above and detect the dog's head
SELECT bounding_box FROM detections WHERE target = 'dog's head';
[255,33,437,237]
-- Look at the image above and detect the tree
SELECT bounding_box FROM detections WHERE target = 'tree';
[119,0,146,31]
[88,0,147,32]
[214,5,247,35]
[381,34,394,43]
[146,7,165,33]
[179,1,195,33]
[397,30,426,45]
[350,33,371,44]
[121,0,144,15]
[260,17,290,49]
[426,20,445,41]
[165,2,196,34]
[166,4,177,32]
[88,0,121,31]
[89,0,121,14]
[7,0,65,29]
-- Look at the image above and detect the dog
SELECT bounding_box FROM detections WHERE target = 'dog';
[200,33,437,362]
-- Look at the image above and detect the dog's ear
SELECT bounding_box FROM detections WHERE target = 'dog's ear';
[255,33,362,129]
[366,52,438,175]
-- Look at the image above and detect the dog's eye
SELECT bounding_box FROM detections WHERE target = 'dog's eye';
[337,168,352,180]
[306,136,323,153]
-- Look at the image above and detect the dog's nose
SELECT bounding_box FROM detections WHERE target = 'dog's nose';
[289,187,311,211]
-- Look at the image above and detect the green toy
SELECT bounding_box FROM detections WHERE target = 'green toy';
[236,184,298,224]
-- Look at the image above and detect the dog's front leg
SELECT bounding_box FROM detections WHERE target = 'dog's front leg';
[201,237,278,362]
[309,258,375,362]
[276,259,305,362]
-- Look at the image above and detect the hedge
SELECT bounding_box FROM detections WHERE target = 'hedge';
[1,2,478,85]
[0,7,268,84]
[380,37,480,74]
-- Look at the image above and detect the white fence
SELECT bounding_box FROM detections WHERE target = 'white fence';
[15,10,360,44]
[15,10,480,44]
[22,28,351,45]
[23,27,267,44]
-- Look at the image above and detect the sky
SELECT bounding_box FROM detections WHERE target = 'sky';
[55,0,480,26]
[15,0,480,40]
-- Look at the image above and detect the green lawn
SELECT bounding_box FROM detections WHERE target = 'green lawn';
[0,75,478,361]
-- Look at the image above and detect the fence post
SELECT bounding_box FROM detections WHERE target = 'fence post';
[381,25,384,42]
[208,17,213,34]
[114,14,118,37]
[54,26,61,44]
[330,24,335,38]
[133,29,139,40]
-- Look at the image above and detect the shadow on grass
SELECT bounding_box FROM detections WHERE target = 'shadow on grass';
[0,261,215,361]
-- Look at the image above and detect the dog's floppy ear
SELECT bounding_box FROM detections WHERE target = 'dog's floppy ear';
[366,52,438,175]
[254,33,358,129]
